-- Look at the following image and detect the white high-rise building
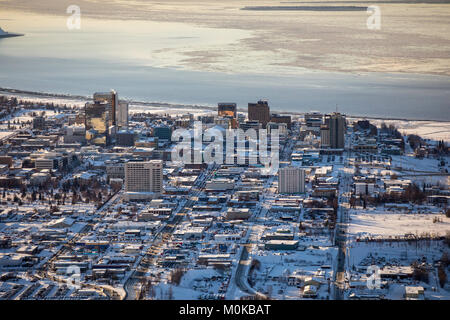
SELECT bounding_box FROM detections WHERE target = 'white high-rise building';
[125,160,163,197]
[278,167,305,194]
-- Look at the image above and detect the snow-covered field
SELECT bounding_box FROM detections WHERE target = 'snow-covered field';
[365,118,450,142]
[348,210,449,240]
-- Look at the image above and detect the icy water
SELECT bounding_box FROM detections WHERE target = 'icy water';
[0,9,449,120]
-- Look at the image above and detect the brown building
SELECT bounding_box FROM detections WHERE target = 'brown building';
[248,100,270,128]
[270,114,292,129]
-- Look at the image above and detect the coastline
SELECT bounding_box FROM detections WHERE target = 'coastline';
[1,86,449,142]
[1,86,449,123]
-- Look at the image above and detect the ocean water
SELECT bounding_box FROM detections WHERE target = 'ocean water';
[0,9,449,120]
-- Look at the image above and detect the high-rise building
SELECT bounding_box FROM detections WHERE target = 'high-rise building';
[125,160,163,194]
[320,124,330,148]
[218,103,237,118]
[278,167,305,194]
[93,90,118,127]
[92,90,128,129]
[248,100,270,128]
[326,112,346,149]
[85,101,110,146]
[117,102,129,129]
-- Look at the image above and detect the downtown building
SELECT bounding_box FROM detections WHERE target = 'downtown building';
[93,90,128,129]
[124,160,163,201]
[323,112,345,149]
[278,167,305,194]
[85,90,129,146]
[248,100,270,129]
[218,103,237,118]
[218,103,238,129]
[85,100,110,146]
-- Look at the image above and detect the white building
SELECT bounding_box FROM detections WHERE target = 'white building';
[278,167,305,194]
[125,160,163,200]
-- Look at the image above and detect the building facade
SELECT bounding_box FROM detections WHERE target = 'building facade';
[218,103,237,118]
[85,101,110,146]
[326,112,345,149]
[125,160,163,194]
[278,167,305,194]
[248,100,270,128]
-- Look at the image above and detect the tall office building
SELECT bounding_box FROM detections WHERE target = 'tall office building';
[117,102,129,129]
[248,100,270,128]
[85,101,110,146]
[325,112,346,149]
[93,90,118,127]
[93,90,128,129]
[278,167,305,194]
[320,124,330,148]
[125,160,163,194]
[218,103,237,118]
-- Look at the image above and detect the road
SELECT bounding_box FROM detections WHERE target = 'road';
[228,136,294,299]
[332,172,352,300]
[229,175,275,300]
[123,164,217,300]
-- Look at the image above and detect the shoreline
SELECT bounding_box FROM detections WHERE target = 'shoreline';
[1,87,449,124]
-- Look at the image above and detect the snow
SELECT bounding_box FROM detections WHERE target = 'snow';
[348,210,449,239]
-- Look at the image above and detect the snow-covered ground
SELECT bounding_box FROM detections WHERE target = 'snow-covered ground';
[365,118,450,142]
[348,209,449,240]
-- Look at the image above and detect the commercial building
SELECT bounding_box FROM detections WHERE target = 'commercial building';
[117,102,129,128]
[270,114,292,129]
[93,91,118,128]
[93,90,128,129]
[264,240,299,250]
[325,112,345,149]
[218,103,237,118]
[116,130,136,146]
[64,125,86,144]
[239,120,262,132]
[205,178,235,191]
[125,160,163,200]
[304,112,323,128]
[355,183,375,196]
[320,125,330,148]
[278,167,305,194]
[153,126,172,141]
[85,101,110,146]
[248,100,270,128]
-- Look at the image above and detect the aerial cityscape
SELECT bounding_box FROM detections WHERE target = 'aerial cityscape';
[0,0,449,306]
